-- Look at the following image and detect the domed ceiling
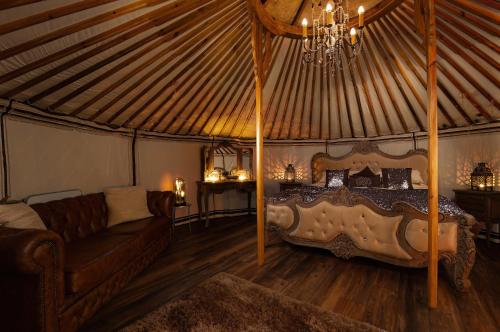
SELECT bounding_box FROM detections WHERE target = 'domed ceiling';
[0,0,498,140]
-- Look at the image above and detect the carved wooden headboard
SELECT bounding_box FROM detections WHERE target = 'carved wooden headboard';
[311,142,428,184]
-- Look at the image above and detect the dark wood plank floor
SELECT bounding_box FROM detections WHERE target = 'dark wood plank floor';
[81,216,500,332]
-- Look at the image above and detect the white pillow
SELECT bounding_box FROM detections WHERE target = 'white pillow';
[104,186,153,228]
[411,169,426,185]
[0,203,46,230]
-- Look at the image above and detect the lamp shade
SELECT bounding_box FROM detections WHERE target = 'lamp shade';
[284,164,296,182]
[470,162,494,191]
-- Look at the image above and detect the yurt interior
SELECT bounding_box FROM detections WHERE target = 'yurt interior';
[0,1,499,331]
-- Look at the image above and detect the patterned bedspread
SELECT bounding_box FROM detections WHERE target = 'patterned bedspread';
[267,186,464,216]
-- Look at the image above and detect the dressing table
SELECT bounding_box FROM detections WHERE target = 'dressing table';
[197,143,255,226]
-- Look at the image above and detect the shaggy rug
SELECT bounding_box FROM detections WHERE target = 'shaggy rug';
[121,272,384,332]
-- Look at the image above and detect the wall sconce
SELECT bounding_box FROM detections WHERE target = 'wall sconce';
[174,177,186,205]
[471,162,494,191]
[284,164,296,182]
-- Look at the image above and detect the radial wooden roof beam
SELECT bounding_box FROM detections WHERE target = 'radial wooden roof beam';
[0,0,119,36]
[135,25,249,130]
[0,0,42,11]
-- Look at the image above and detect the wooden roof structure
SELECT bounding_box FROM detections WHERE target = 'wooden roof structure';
[0,0,498,140]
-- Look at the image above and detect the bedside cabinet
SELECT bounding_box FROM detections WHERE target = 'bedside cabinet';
[279,181,303,192]
[454,189,500,244]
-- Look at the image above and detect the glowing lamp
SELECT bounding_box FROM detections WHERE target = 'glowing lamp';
[174,177,186,205]
[350,28,357,45]
[471,162,494,191]
[284,164,296,183]
[358,6,365,27]
[302,18,308,38]
[205,169,222,182]
[237,169,250,181]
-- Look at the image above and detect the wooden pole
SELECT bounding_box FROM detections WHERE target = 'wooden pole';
[251,12,265,266]
[425,0,438,309]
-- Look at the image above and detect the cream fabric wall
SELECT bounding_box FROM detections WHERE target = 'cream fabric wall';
[3,117,252,218]
[6,117,131,199]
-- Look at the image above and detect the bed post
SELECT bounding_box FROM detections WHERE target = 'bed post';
[250,5,266,266]
[424,0,439,308]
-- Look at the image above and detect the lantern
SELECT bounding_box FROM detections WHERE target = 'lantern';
[284,164,296,182]
[174,177,186,205]
[470,162,494,191]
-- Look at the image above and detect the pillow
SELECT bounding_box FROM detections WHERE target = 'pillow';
[348,166,381,188]
[104,186,153,227]
[0,203,46,230]
[411,169,425,185]
[382,168,413,190]
[325,169,349,188]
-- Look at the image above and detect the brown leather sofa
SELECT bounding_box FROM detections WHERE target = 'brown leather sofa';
[0,190,174,332]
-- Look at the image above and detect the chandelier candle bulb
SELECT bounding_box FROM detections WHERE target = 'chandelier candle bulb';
[358,6,365,27]
[302,18,308,38]
[350,28,357,45]
[326,3,334,25]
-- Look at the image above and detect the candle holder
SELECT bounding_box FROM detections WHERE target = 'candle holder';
[470,162,494,191]
[174,177,186,205]
[284,164,296,183]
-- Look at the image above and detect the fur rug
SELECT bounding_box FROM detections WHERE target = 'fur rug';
[121,272,384,332]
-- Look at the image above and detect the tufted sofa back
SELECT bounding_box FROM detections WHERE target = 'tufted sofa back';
[31,193,108,243]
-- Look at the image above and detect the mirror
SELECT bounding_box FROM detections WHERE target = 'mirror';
[202,143,253,181]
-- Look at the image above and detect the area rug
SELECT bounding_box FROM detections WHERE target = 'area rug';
[121,272,384,332]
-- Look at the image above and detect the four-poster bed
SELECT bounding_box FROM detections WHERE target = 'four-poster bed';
[249,0,443,307]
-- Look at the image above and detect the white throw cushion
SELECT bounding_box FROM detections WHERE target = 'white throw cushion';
[411,169,425,185]
[104,186,153,228]
[0,203,46,230]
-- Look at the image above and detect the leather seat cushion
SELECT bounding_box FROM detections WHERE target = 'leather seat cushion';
[64,217,169,294]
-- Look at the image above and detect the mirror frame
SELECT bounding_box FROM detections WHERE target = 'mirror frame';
[201,143,253,180]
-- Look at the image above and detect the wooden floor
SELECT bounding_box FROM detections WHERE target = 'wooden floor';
[82,216,500,332]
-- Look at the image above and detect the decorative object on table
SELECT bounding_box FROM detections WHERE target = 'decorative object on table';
[174,177,186,205]
[284,163,296,182]
[470,162,494,191]
[454,189,500,245]
[205,168,222,182]
[279,181,303,192]
[120,273,384,332]
[325,168,349,188]
[301,0,365,76]
[236,169,251,181]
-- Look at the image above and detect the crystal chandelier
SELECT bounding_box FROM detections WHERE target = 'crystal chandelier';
[301,0,365,75]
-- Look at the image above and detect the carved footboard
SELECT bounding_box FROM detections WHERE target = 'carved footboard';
[265,187,476,291]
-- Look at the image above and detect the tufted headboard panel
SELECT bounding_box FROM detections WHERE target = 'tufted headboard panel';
[311,142,428,184]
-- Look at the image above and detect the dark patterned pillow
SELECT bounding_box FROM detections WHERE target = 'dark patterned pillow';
[325,169,349,188]
[382,168,413,190]
[348,167,381,188]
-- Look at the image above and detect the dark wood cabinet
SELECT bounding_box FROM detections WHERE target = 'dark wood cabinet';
[454,189,500,243]
[279,181,303,192]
